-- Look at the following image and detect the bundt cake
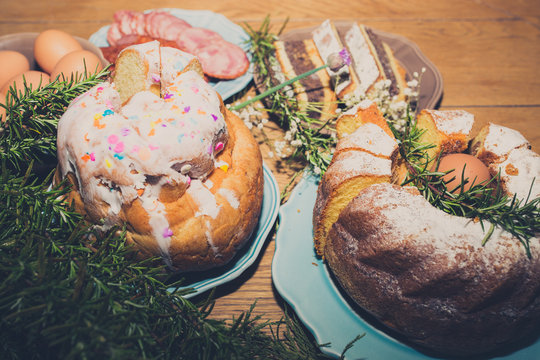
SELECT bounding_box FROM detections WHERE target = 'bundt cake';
[56,40,264,271]
[313,105,540,356]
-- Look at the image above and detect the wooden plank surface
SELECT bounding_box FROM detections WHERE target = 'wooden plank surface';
[1,0,539,333]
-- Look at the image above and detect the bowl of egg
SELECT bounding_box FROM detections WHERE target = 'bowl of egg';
[0,30,108,100]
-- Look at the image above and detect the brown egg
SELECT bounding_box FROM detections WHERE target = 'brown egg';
[50,50,103,81]
[34,29,82,74]
[0,51,30,89]
[437,153,491,193]
[2,70,50,96]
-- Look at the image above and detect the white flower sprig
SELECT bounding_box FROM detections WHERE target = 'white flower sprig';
[236,19,421,176]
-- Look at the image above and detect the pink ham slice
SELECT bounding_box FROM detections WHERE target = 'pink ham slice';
[175,27,223,53]
[105,10,250,79]
[144,11,192,40]
[195,41,250,80]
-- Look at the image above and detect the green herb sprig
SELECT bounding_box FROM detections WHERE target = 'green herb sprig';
[0,67,362,358]
[392,114,539,257]
[1,69,111,174]
[237,17,338,174]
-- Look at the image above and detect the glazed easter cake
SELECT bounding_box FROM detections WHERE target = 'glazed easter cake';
[313,103,540,356]
[55,41,263,271]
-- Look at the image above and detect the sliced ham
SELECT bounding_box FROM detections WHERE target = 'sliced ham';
[144,11,192,40]
[104,9,250,79]
[195,41,250,79]
[175,27,223,53]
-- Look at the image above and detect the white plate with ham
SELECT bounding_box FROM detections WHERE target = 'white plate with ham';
[90,8,253,101]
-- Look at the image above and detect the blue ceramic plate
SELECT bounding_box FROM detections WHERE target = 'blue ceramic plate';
[272,172,540,359]
[89,8,253,101]
[175,163,279,299]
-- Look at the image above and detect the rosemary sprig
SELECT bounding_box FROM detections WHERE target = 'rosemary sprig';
[1,68,110,174]
[0,60,361,358]
[238,17,337,174]
[393,114,539,257]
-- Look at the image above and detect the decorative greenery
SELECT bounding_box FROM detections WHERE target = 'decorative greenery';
[392,114,540,257]
[0,68,363,358]
[232,17,419,176]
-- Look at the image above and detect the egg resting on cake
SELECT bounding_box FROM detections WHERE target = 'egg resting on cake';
[55,41,264,271]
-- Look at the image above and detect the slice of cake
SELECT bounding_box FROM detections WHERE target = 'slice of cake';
[340,23,383,97]
[312,19,354,98]
[273,39,337,121]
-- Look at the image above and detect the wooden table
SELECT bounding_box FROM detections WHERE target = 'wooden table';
[3,0,539,333]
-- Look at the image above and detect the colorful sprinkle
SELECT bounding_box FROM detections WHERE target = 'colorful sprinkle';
[113,141,124,153]
[103,109,114,116]
[113,153,124,160]
[219,164,229,172]
[191,86,199,93]
[151,74,160,82]
[214,142,224,152]
[184,106,191,113]
[105,158,112,168]
[81,153,91,162]
[108,134,119,144]
[197,109,206,115]
[211,114,218,121]
[164,93,173,100]
[93,118,105,129]
[89,152,95,161]
[84,133,90,142]
[163,228,173,238]
[120,128,130,136]
[148,144,159,151]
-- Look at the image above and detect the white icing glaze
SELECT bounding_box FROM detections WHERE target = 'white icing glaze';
[344,23,380,96]
[57,42,228,260]
[189,180,221,219]
[425,109,474,135]
[336,122,397,158]
[218,188,240,209]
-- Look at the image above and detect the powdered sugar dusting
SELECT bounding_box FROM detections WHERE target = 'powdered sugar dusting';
[424,109,474,135]
[350,183,537,267]
[494,147,540,200]
[329,150,392,179]
[336,122,397,157]
[484,123,529,157]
